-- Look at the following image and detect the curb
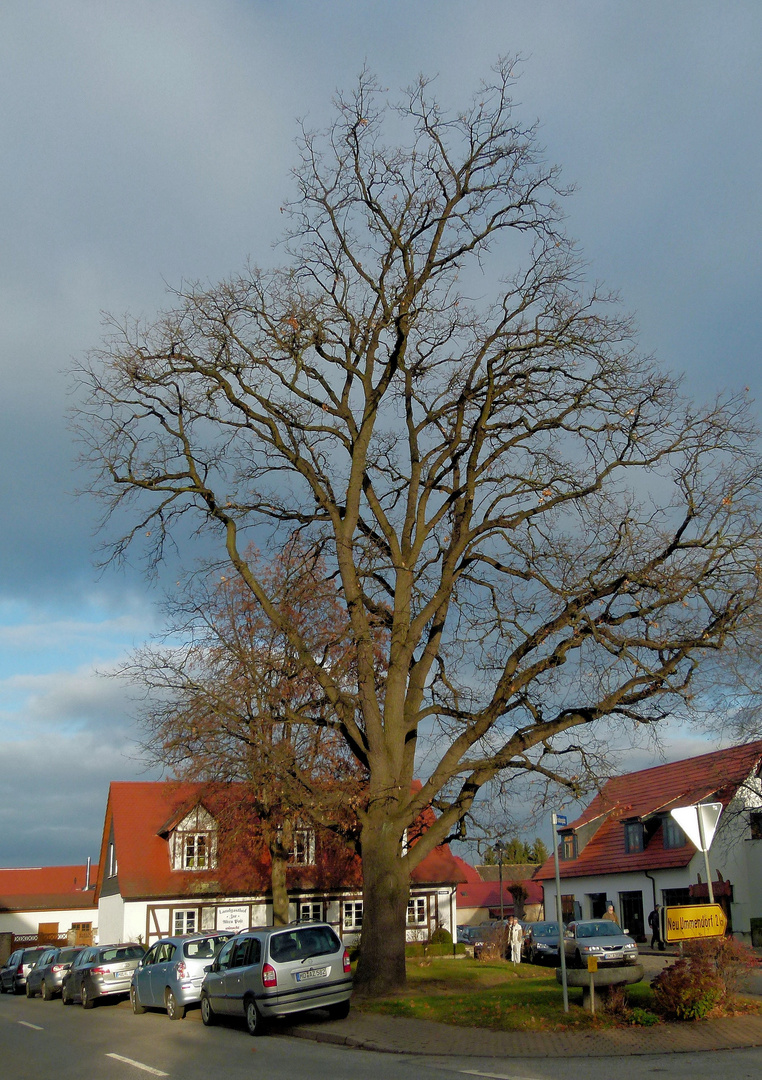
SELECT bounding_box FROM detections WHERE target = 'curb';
[281,1012,762,1059]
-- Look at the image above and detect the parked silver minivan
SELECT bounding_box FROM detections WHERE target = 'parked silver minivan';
[200,923,352,1035]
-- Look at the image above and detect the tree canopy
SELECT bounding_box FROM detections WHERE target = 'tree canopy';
[75,62,762,993]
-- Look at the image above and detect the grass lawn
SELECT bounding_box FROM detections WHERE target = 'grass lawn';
[355,957,663,1032]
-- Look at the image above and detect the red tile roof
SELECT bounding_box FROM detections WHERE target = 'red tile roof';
[95,781,467,902]
[535,740,762,881]
[0,865,98,912]
[456,876,543,912]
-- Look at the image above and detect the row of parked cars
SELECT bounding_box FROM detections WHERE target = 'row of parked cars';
[457,919,639,967]
[0,921,353,1036]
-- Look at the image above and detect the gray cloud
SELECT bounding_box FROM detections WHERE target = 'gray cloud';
[2,1,761,865]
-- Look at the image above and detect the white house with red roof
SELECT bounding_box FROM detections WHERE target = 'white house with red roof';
[535,741,762,942]
[0,865,98,951]
[95,781,466,947]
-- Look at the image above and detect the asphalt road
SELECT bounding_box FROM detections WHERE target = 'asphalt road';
[2,987,762,1080]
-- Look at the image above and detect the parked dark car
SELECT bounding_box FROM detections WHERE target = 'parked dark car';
[61,943,145,1008]
[200,922,352,1035]
[0,946,51,995]
[131,933,232,1019]
[26,946,83,999]
[523,921,563,964]
[563,920,639,967]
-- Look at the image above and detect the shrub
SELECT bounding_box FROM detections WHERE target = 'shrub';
[629,1007,660,1027]
[684,936,757,1004]
[430,926,452,945]
[478,923,510,961]
[651,955,723,1020]
[603,983,630,1021]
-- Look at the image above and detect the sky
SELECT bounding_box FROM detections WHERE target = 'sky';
[1,1,761,868]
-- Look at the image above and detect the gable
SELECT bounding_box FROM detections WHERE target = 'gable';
[535,739,762,881]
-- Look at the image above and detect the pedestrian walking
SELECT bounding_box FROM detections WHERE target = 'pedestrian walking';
[648,904,665,950]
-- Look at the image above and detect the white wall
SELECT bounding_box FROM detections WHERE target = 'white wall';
[0,906,97,937]
[98,892,125,944]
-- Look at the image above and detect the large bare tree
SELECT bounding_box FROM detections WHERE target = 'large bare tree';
[75,63,762,994]
[125,541,364,925]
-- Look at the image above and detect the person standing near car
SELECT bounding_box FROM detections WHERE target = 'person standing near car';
[648,904,665,950]
[602,902,619,924]
[508,916,523,964]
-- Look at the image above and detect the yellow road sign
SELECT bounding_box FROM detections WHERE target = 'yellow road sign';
[587,955,598,972]
[664,904,727,942]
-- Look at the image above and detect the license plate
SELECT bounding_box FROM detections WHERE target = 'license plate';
[295,967,327,983]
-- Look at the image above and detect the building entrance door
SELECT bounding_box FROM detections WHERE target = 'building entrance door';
[619,891,645,941]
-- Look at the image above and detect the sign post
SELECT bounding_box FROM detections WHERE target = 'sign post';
[552,811,569,1013]
[670,802,722,906]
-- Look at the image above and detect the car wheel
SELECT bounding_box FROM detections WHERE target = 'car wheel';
[200,994,216,1026]
[13,980,23,996]
[26,981,34,998]
[245,997,265,1037]
[41,980,53,1001]
[130,985,146,1014]
[61,982,72,1005]
[165,988,185,1020]
[327,1000,350,1021]
[81,983,94,1009]
[574,950,583,970]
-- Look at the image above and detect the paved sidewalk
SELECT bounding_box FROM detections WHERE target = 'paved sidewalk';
[283,1009,762,1057]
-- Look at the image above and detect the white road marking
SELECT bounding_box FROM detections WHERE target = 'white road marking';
[105,1053,169,1077]
[460,1072,541,1080]
[18,1020,44,1030]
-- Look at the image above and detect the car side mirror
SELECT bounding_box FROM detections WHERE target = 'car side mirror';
[622,928,629,935]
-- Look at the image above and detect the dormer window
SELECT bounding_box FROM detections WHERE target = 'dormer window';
[561,833,577,860]
[169,805,218,871]
[624,821,644,853]
[662,815,687,850]
[290,826,316,866]
[184,833,210,869]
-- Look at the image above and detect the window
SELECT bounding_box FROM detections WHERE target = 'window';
[169,806,218,871]
[343,901,363,930]
[108,843,118,878]
[750,812,762,840]
[407,897,427,925]
[624,822,644,853]
[173,909,197,935]
[184,833,210,869]
[299,901,323,922]
[290,827,316,866]
[560,894,576,923]
[561,833,577,860]
[662,816,686,849]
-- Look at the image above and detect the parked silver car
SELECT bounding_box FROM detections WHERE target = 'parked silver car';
[26,946,83,999]
[130,933,232,1019]
[61,943,145,1008]
[0,946,51,995]
[200,922,352,1035]
[563,920,639,967]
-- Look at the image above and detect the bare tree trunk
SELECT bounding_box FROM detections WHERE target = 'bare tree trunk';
[353,819,409,996]
[270,848,290,925]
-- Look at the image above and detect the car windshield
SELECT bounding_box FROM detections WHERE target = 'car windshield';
[577,922,620,939]
[533,924,560,937]
[270,926,340,962]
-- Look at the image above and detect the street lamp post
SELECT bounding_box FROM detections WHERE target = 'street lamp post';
[495,840,506,922]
